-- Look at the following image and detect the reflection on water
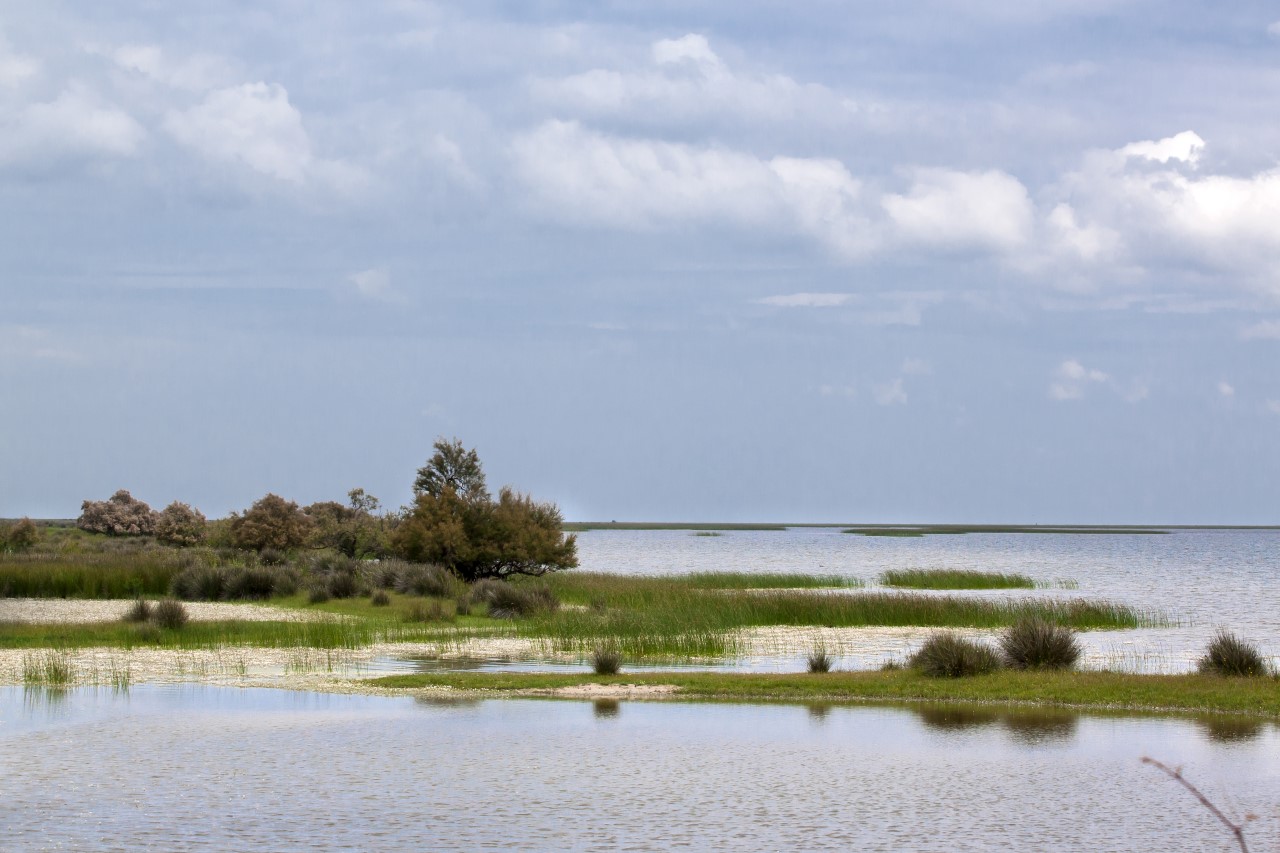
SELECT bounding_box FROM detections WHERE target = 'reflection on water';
[2,686,1276,852]
[1198,715,1267,743]
[914,704,1081,744]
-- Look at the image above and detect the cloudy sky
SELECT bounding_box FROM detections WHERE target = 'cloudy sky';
[3,1,1279,523]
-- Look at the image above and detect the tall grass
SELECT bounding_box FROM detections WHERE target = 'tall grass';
[0,559,181,598]
[881,569,1035,590]
[521,574,1153,659]
[0,618,507,651]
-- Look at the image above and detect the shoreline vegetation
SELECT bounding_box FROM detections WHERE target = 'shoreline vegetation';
[3,482,1273,720]
[360,670,1280,718]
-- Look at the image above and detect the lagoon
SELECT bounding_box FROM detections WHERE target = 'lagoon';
[3,685,1277,851]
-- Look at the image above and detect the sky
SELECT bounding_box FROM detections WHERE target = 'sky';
[2,1,1279,523]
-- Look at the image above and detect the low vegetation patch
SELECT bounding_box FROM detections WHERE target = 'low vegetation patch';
[999,618,1082,670]
[908,632,1001,677]
[591,645,622,675]
[1197,631,1270,677]
[807,648,834,673]
[881,569,1035,590]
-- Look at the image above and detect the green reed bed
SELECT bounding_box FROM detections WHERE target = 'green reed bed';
[881,569,1037,590]
[519,575,1155,659]
[0,557,182,598]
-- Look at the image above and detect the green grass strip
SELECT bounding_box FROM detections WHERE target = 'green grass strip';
[365,669,1280,718]
[881,569,1036,590]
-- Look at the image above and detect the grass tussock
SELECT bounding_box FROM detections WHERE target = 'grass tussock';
[591,645,622,675]
[881,569,1035,590]
[22,651,73,686]
[1197,631,1270,677]
[151,599,189,630]
[909,632,1001,677]
[807,648,834,673]
[999,618,1082,670]
[122,598,153,623]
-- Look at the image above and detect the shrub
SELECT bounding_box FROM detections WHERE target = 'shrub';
[171,565,227,601]
[591,646,622,675]
[454,596,471,617]
[807,648,834,673]
[4,517,40,550]
[370,590,391,607]
[324,569,364,599]
[77,490,158,536]
[307,585,331,604]
[470,579,559,618]
[1197,631,1270,677]
[909,632,1001,677]
[151,599,189,630]
[122,598,153,623]
[154,502,207,547]
[222,567,281,601]
[259,547,289,566]
[998,618,1082,670]
[394,563,460,598]
[229,494,313,552]
[394,440,577,581]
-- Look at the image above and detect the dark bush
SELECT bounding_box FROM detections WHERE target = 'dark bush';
[807,648,834,673]
[591,646,622,675]
[222,567,280,601]
[909,632,1001,677]
[324,569,364,599]
[307,585,331,604]
[122,598,153,623]
[469,579,559,618]
[259,547,289,566]
[999,618,1082,670]
[370,590,391,607]
[1197,631,1270,677]
[394,562,459,598]
[151,599,189,630]
[171,566,227,601]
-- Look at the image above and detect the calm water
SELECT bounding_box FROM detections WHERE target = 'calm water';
[566,527,1280,673]
[2,686,1277,851]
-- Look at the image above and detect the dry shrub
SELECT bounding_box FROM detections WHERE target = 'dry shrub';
[154,502,207,547]
[77,490,157,536]
[469,579,559,618]
[591,646,622,675]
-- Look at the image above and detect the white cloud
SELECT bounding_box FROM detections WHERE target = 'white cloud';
[901,358,932,375]
[1049,359,1108,400]
[531,32,856,125]
[511,120,873,256]
[110,44,234,91]
[873,378,907,406]
[756,292,851,307]
[883,169,1033,252]
[1240,320,1280,340]
[0,85,145,168]
[1268,400,1280,416]
[0,325,83,364]
[348,267,393,300]
[1267,21,1280,37]
[0,42,37,87]
[1120,130,1204,165]
[1218,381,1235,397]
[164,83,366,192]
